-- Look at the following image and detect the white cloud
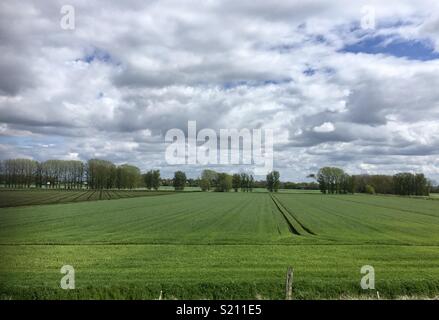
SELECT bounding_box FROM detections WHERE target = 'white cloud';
[0,1,439,180]
[313,122,335,133]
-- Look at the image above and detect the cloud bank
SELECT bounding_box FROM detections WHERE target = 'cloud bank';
[1,0,439,181]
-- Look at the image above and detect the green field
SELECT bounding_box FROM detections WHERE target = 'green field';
[1,191,439,299]
[158,186,201,192]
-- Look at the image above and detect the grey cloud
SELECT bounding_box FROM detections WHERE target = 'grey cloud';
[0,57,35,95]
[1,0,439,181]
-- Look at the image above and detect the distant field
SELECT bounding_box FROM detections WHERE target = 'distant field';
[1,192,439,299]
[158,186,201,192]
[278,189,320,194]
[0,189,173,207]
[203,188,320,193]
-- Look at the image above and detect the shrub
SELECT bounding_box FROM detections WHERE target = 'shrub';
[365,184,375,195]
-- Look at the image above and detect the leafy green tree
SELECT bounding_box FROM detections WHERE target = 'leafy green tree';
[266,172,274,192]
[1,159,39,188]
[143,170,160,190]
[316,167,329,194]
[393,172,429,196]
[215,173,232,192]
[199,178,210,191]
[365,184,375,194]
[117,164,141,189]
[144,171,153,190]
[152,170,161,190]
[272,171,280,192]
[317,167,351,194]
[354,175,393,194]
[240,173,249,192]
[173,171,187,191]
[249,175,254,192]
[238,173,254,192]
[200,169,217,191]
[266,170,280,192]
[86,159,116,189]
[347,175,356,194]
[232,174,241,192]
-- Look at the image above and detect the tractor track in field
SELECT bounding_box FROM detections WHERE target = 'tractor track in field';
[270,194,316,236]
[270,194,301,235]
[271,195,300,235]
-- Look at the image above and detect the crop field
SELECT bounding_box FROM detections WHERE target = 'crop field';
[159,186,202,192]
[0,189,174,208]
[1,191,439,299]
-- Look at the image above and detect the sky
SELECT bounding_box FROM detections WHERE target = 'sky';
[1,0,439,181]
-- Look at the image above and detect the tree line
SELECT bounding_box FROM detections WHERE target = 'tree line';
[310,167,433,196]
[312,167,355,194]
[144,170,161,190]
[1,159,85,189]
[0,158,143,190]
[198,170,255,192]
[1,159,435,195]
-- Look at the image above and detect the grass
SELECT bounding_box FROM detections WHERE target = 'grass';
[1,191,439,299]
[2,244,439,300]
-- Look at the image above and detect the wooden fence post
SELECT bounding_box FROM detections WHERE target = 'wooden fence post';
[285,266,293,300]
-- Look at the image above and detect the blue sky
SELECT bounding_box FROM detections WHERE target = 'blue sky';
[343,35,439,61]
